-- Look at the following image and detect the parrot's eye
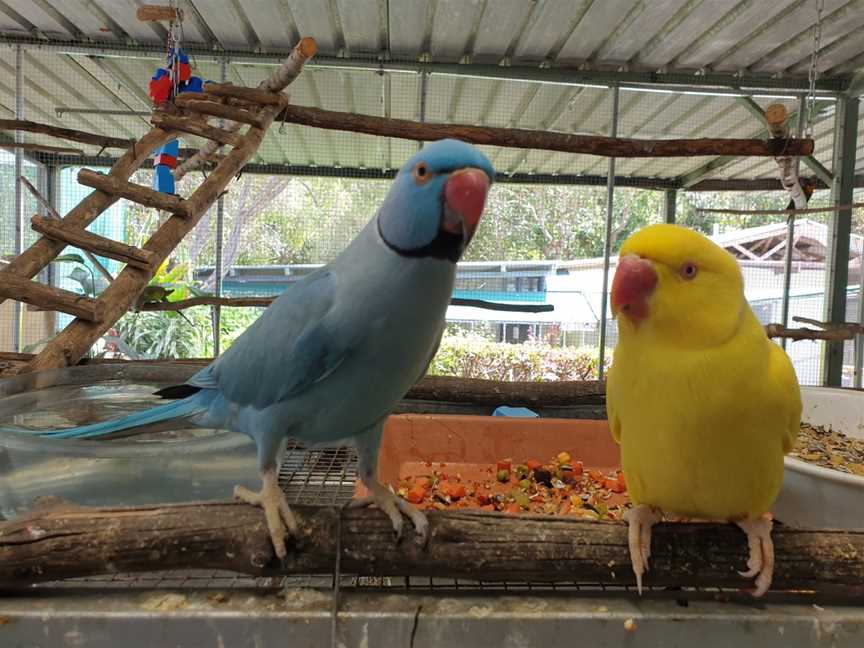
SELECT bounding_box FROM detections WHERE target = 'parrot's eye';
[680,262,698,280]
[412,162,432,185]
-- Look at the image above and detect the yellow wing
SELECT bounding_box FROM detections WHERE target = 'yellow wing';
[767,341,802,453]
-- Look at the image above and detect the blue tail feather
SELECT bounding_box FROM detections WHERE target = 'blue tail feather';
[0,390,215,440]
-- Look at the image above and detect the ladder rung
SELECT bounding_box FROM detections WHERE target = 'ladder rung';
[151,112,244,147]
[175,97,265,128]
[174,92,258,111]
[0,274,104,321]
[203,82,288,106]
[30,214,156,270]
[77,169,191,217]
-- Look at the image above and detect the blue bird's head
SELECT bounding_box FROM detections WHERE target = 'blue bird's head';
[377,139,495,262]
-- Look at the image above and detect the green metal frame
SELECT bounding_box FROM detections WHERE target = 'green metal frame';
[823,95,860,387]
[664,189,676,224]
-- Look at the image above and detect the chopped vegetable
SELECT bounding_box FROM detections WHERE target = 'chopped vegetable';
[532,467,553,487]
[440,481,466,500]
[395,451,631,520]
[557,451,572,465]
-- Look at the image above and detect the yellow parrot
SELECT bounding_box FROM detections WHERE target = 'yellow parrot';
[606,223,801,597]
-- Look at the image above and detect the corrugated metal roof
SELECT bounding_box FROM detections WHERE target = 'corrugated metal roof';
[0,0,859,184]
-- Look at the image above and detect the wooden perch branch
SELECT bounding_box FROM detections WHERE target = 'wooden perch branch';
[765,317,864,342]
[697,202,864,216]
[0,354,602,406]
[0,119,134,149]
[1,499,861,596]
[0,142,84,156]
[141,296,274,310]
[139,295,554,314]
[278,105,815,158]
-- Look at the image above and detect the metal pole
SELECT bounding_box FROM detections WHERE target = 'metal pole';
[417,70,428,151]
[823,95,859,386]
[857,230,864,388]
[597,84,619,382]
[664,189,676,224]
[781,96,808,351]
[11,45,23,352]
[212,56,228,357]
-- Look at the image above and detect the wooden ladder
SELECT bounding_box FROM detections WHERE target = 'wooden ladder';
[0,38,317,375]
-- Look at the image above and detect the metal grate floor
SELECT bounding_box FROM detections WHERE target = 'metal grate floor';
[278,440,358,506]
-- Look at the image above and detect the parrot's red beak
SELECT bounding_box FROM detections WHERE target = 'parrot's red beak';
[442,167,490,241]
[611,254,657,321]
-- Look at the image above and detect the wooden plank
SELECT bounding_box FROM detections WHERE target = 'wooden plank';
[203,82,287,105]
[150,112,244,147]
[0,127,175,308]
[23,103,284,373]
[1,500,862,596]
[0,275,103,321]
[0,119,134,149]
[176,98,265,128]
[30,215,156,270]
[277,104,815,158]
[77,169,191,217]
[136,5,182,22]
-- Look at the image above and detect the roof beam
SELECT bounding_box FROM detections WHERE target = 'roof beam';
[0,35,848,93]
[736,96,834,185]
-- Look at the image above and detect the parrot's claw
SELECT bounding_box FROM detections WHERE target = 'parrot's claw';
[349,482,429,546]
[736,514,774,598]
[624,504,662,595]
[234,468,299,560]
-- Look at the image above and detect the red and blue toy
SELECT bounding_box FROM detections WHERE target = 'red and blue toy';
[148,47,206,194]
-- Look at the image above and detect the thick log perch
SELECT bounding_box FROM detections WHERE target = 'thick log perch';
[278,105,815,158]
[0,119,134,149]
[0,499,862,595]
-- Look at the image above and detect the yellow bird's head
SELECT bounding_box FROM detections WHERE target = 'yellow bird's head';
[611,223,746,347]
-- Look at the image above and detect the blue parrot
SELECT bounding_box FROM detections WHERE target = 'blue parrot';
[6,139,494,558]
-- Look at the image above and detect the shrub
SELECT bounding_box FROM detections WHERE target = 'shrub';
[429,331,608,381]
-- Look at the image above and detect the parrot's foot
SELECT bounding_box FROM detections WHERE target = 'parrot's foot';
[624,504,662,595]
[234,467,299,560]
[736,514,774,598]
[349,481,429,546]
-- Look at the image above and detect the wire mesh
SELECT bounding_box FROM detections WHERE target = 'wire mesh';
[0,9,859,386]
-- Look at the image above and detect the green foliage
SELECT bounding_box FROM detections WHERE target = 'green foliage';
[115,306,264,360]
[429,331,608,381]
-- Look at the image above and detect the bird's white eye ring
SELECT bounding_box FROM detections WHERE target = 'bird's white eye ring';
[412,162,432,185]
[680,262,698,280]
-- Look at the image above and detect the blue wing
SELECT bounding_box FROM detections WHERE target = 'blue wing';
[189,269,356,409]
